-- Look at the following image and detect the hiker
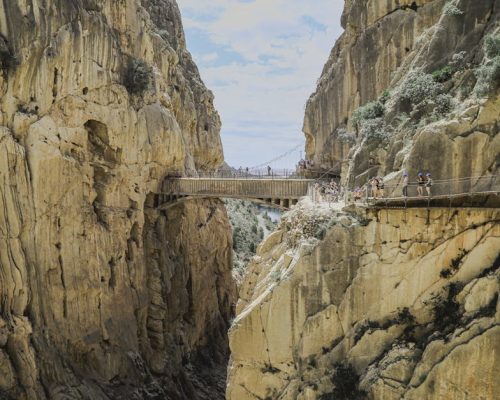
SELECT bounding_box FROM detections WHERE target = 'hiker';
[417,172,425,196]
[377,177,385,198]
[425,172,433,196]
[353,186,362,201]
[370,177,379,198]
[401,172,409,197]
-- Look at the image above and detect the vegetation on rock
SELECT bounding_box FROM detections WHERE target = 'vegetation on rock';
[319,363,366,400]
[225,199,277,278]
[123,57,153,96]
[474,33,500,97]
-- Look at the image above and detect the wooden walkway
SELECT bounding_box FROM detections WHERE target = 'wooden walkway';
[159,178,314,210]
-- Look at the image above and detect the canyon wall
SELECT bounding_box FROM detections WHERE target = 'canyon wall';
[228,0,500,399]
[304,0,500,185]
[227,202,500,399]
[0,1,236,399]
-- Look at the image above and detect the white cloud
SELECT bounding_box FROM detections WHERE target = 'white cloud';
[200,52,219,63]
[177,0,345,168]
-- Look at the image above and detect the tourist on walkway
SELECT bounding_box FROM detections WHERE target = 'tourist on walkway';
[417,172,425,196]
[377,177,385,198]
[370,177,379,198]
[425,172,433,196]
[267,165,272,176]
[401,172,409,197]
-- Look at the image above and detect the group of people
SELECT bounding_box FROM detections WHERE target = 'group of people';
[313,179,344,202]
[400,172,433,197]
[312,171,435,205]
[367,171,433,199]
[297,159,315,170]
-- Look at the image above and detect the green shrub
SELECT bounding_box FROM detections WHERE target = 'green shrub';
[379,89,391,104]
[325,362,366,400]
[352,100,385,127]
[443,2,464,16]
[474,56,500,96]
[450,51,467,70]
[432,66,454,83]
[397,307,416,325]
[397,71,441,105]
[434,93,454,115]
[484,33,500,59]
[123,57,153,96]
[359,118,388,141]
[337,128,356,145]
[432,282,463,334]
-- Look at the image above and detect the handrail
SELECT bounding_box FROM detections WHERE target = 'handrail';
[311,175,499,205]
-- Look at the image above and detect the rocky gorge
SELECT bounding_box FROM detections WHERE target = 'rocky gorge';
[227,0,500,399]
[0,0,499,399]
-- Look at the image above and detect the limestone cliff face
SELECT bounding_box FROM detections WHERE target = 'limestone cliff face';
[0,1,235,399]
[227,1,500,399]
[304,0,500,184]
[227,201,500,399]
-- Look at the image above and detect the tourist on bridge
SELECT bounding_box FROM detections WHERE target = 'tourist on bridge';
[401,172,409,197]
[425,172,433,196]
[417,172,425,196]
[267,165,272,176]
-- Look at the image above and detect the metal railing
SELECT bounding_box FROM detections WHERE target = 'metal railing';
[310,175,499,206]
[161,178,313,200]
[363,175,499,200]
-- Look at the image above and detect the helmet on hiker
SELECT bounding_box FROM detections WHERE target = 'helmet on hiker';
[403,172,408,177]
[418,172,423,177]
[426,172,431,177]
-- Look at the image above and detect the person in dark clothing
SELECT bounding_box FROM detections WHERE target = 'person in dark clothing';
[417,172,425,196]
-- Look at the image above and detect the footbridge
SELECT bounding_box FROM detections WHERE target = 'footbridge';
[157,174,499,211]
[159,177,314,210]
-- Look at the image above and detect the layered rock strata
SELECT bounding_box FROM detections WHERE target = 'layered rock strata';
[0,1,235,399]
[227,201,500,399]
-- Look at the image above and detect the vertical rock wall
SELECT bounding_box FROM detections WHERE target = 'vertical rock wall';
[227,203,500,399]
[304,0,500,183]
[0,1,235,399]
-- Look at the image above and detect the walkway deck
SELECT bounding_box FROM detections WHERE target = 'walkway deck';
[159,178,314,210]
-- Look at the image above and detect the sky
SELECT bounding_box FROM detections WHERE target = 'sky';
[176,0,345,169]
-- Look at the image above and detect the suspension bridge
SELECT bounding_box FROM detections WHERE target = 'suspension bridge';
[157,173,499,210]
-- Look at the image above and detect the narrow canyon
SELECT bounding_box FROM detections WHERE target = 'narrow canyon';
[0,1,499,400]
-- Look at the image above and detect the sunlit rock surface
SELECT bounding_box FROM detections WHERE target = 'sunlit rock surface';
[0,1,235,399]
[227,200,500,399]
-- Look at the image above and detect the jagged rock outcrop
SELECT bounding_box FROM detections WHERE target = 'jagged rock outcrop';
[0,1,235,399]
[304,0,500,185]
[227,201,500,399]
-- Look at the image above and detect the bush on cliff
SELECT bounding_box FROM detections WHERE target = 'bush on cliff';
[432,66,454,83]
[352,100,385,127]
[123,57,153,96]
[474,33,500,97]
[396,71,441,106]
[443,2,464,16]
[319,362,366,400]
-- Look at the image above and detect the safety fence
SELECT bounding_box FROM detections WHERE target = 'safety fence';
[161,178,313,202]
[311,175,499,206]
